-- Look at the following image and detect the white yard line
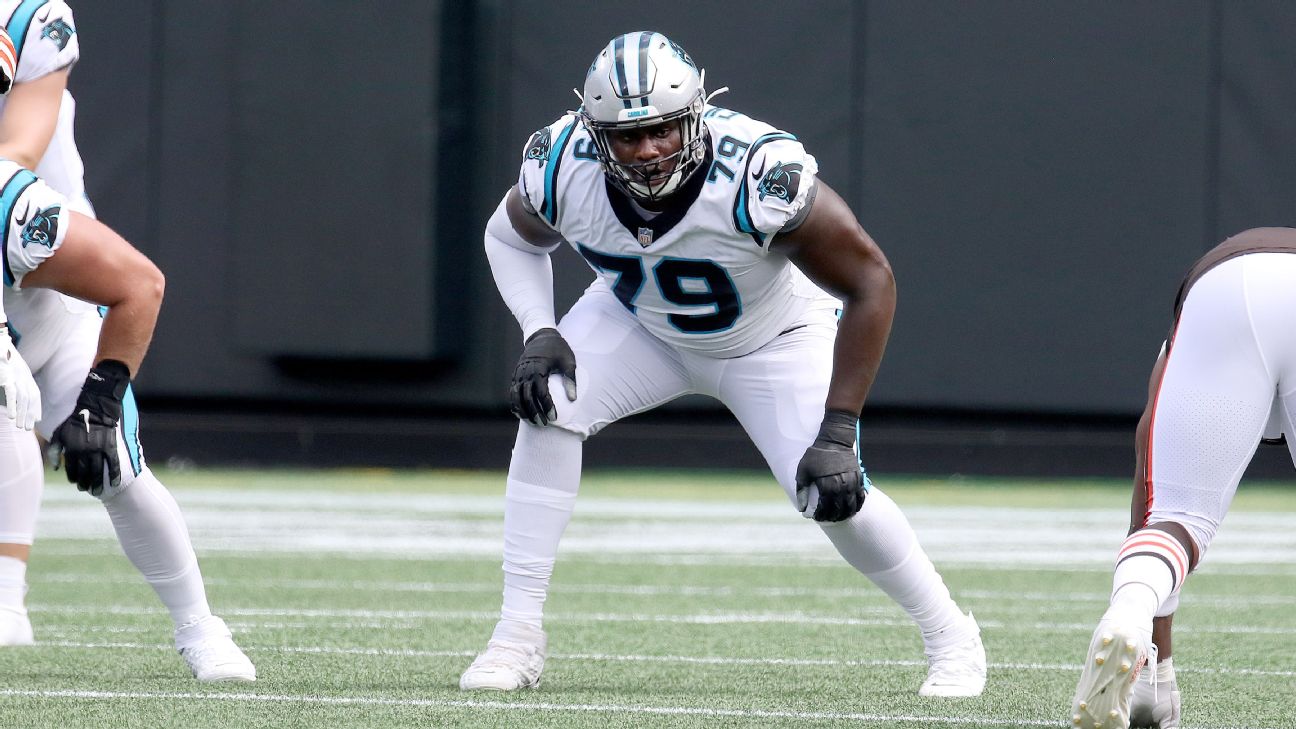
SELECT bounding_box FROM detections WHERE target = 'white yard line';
[25,638,1296,679]
[25,604,1296,637]
[33,488,1296,565]
[0,688,1284,729]
[30,572,1296,607]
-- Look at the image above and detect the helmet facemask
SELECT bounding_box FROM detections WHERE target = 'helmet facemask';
[582,94,707,203]
[576,32,711,205]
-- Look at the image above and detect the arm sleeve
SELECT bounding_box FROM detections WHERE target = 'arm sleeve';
[10,1,78,83]
[0,159,69,288]
[734,134,819,251]
[484,193,558,341]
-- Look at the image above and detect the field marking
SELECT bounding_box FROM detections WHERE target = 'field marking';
[0,688,1285,729]
[26,602,1296,637]
[28,638,1296,679]
[33,488,1296,566]
[32,571,1296,608]
[0,688,1276,729]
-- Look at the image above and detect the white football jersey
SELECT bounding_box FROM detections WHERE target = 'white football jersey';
[518,106,834,358]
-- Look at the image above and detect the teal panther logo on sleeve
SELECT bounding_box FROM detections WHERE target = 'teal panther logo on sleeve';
[756,161,804,203]
[15,203,60,250]
[41,19,75,51]
[524,127,552,166]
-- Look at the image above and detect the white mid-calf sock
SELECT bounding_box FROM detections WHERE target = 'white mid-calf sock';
[498,423,583,630]
[102,468,212,627]
[819,488,966,643]
[0,556,26,610]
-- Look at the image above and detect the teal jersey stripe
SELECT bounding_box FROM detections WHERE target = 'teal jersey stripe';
[122,384,144,477]
[0,167,37,287]
[732,132,797,244]
[540,120,578,226]
[6,0,49,57]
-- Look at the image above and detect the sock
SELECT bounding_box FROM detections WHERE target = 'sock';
[0,556,26,610]
[819,487,966,644]
[101,468,212,628]
[497,423,582,633]
[1109,529,1189,623]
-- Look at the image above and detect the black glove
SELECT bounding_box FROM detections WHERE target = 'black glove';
[795,408,868,522]
[51,360,130,496]
[509,328,577,426]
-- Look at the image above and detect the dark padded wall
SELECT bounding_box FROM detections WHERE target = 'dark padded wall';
[859,2,1212,412]
[61,1,1296,417]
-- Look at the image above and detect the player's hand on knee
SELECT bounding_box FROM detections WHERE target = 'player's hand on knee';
[0,323,41,430]
[509,327,577,426]
[795,409,867,522]
[49,360,130,496]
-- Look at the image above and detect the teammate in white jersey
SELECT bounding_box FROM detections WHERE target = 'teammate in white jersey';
[460,31,986,696]
[1070,228,1296,729]
[0,13,254,681]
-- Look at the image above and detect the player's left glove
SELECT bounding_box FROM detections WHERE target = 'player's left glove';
[0,29,15,94]
[509,327,577,426]
[795,409,868,522]
[50,360,130,496]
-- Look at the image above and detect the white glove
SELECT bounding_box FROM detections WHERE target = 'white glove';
[0,29,14,95]
[0,324,40,430]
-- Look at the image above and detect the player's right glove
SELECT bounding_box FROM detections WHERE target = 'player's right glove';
[509,327,577,426]
[795,408,868,522]
[50,360,131,496]
[0,322,40,430]
[0,29,15,95]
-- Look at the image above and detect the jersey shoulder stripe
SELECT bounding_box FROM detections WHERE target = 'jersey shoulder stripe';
[732,131,797,245]
[540,118,579,226]
[5,0,48,58]
[0,166,37,286]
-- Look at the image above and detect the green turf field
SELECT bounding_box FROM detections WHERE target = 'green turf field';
[1,467,1293,728]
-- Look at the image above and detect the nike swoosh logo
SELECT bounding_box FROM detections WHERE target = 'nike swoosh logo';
[751,158,765,180]
[14,203,27,227]
[78,408,90,432]
[36,6,51,22]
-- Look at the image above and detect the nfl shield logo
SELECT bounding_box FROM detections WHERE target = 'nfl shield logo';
[637,226,654,247]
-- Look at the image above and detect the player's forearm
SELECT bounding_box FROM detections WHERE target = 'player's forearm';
[824,269,896,415]
[94,279,163,376]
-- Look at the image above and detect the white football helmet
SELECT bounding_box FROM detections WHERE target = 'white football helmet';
[579,31,708,202]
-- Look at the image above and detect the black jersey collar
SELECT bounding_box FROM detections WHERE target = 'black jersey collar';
[605,142,713,244]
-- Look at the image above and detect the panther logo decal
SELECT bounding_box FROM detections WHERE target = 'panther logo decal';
[756,161,804,203]
[668,40,695,69]
[524,127,551,166]
[41,19,75,51]
[16,203,60,250]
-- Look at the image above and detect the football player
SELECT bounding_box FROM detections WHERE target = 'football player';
[1071,227,1296,728]
[460,31,986,696]
[0,9,254,682]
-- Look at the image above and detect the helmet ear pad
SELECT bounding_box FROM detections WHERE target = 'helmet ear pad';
[578,31,709,202]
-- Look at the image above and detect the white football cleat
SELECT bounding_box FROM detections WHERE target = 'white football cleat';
[460,624,547,691]
[919,611,987,697]
[175,615,256,682]
[0,605,33,646]
[1071,609,1153,729]
[1130,658,1180,728]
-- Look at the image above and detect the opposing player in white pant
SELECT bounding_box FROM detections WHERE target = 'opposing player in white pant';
[460,31,986,697]
[0,11,253,681]
[1071,227,1296,728]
